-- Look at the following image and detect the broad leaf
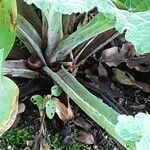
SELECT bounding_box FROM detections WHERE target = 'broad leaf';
[0,0,17,60]
[116,0,150,12]
[24,0,96,14]
[115,112,150,150]
[0,76,19,136]
[0,49,19,136]
[115,11,150,54]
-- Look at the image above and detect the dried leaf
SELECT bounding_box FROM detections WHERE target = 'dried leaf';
[101,45,127,66]
[112,68,137,86]
[127,54,150,72]
[97,63,108,77]
[75,131,95,145]
[74,117,92,131]
[18,103,26,114]
[136,81,150,93]
[53,97,74,121]
[40,141,51,150]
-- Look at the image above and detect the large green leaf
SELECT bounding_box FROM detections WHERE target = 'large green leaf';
[0,76,19,136]
[115,0,150,12]
[0,49,19,136]
[115,113,150,150]
[0,0,17,60]
[24,0,97,14]
[115,11,150,54]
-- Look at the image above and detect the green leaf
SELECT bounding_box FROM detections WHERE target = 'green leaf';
[24,0,97,14]
[0,48,19,136]
[51,85,62,97]
[46,97,56,119]
[115,11,150,54]
[115,0,150,12]
[31,95,45,111]
[115,112,150,149]
[0,76,19,136]
[0,49,4,81]
[136,135,150,150]
[0,0,17,60]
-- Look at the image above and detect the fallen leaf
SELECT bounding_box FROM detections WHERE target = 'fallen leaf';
[74,117,92,131]
[53,97,74,122]
[97,63,108,77]
[136,81,150,93]
[18,103,26,114]
[100,45,127,67]
[75,131,95,145]
[112,68,138,87]
[127,54,150,72]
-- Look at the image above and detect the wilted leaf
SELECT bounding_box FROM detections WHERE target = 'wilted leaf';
[74,117,92,131]
[46,97,55,119]
[75,131,95,145]
[53,97,74,121]
[100,45,128,67]
[3,60,40,79]
[51,85,62,97]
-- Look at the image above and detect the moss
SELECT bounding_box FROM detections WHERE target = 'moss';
[0,126,33,150]
[50,133,91,150]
